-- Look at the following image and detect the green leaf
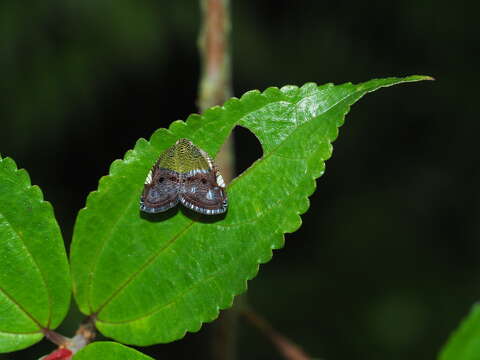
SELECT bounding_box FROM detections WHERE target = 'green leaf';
[0,156,71,353]
[438,304,480,360]
[70,76,431,345]
[73,342,153,359]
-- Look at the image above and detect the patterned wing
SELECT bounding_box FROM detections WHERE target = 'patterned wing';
[179,169,227,215]
[140,167,180,213]
[140,138,228,215]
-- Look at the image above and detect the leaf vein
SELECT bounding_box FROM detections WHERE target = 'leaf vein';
[0,210,52,328]
[0,284,43,330]
[94,221,196,314]
[86,193,139,313]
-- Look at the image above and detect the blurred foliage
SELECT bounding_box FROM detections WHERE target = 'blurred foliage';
[0,0,478,359]
[1,0,162,144]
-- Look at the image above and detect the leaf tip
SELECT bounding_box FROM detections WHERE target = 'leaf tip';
[406,74,435,82]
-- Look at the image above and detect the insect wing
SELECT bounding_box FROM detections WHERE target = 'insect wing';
[179,169,227,215]
[140,138,228,215]
[140,168,180,213]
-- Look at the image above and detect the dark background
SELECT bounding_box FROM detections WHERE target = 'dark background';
[1,1,478,359]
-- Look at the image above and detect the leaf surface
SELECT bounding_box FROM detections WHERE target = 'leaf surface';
[0,156,71,353]
[439,304,480,360]
[73,342,153,360]
[70,76,431,345]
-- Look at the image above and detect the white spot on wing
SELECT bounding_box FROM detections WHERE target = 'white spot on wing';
[206,189,214,200]
[206,157,213,169]
[145,169,153,184]
[216,172,225,188]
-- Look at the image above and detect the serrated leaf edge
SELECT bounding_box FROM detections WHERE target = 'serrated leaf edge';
[76,76,431,343]
[0,157,56,331]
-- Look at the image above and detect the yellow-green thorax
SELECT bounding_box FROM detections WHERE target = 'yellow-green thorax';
[157,138,212,173]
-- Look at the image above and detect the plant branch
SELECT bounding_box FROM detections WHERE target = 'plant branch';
[41,316,96,359]
[197,1,236,360]
[198,0,234,185]
[197,0,232,112]
[241,309,313,360]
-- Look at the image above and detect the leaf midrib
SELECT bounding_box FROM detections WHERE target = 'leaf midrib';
[96,218,261,325]
[94,220,195,315]
[0,284,43,331]
[0,209,51,329]
[96,166,310,326]
[0,329,42,335]
[86,193,139,313]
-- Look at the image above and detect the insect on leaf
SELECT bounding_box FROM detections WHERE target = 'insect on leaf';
[70,76,432,345]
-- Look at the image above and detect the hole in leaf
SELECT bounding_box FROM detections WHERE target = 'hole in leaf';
[233,126,263,177]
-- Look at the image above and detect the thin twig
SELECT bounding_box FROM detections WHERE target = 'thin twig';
[198,0,234,184]
[41,316,96,359]
[42,329,69,347]
[242,309,313,360]
[197,1,236,360]
[197,0,232,112]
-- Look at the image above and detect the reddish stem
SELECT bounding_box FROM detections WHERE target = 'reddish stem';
[242,309,313,360]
